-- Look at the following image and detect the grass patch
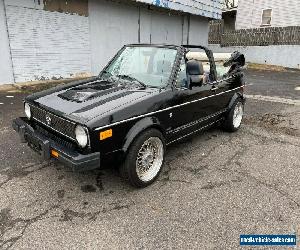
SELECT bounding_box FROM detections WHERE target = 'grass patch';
[247,63,287,72]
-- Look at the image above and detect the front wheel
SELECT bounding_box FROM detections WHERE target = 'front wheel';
[222,99,244,132]
[120,129,166,188]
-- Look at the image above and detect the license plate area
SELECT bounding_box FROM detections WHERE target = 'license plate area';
[25,133,42,154]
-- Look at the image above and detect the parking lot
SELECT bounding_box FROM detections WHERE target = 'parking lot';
[0,69,299,249]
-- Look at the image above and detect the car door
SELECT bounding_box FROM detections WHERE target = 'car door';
[196,63,236,121]
[167,59,217,142]
[211,78,232,110]
[209,66,241,114]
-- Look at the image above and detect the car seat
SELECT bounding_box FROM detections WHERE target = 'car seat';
[186,60,204,87]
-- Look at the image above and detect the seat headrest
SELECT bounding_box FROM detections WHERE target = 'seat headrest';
[187,60,204,75]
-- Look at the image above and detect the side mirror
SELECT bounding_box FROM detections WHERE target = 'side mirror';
[186,60,204,89]
[224,51,245,67]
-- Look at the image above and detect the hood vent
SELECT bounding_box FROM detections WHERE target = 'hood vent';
[58,82,125,103]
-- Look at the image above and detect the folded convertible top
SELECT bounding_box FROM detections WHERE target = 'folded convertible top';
[186,52,232,62]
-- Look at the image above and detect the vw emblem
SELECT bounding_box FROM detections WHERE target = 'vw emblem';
[45,115,51,126]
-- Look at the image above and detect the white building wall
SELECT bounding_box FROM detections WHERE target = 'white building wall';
[236,0,300,29]
[0,0,14,84]
[209,44,300,69]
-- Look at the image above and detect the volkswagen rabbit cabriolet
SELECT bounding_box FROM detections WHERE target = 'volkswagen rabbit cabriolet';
[13,44,246,187]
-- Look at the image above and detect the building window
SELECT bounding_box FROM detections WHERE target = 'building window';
[261,9,272,26]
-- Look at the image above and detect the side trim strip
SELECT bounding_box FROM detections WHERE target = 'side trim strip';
[167,108,227,134]
[166,118,223,145]
[95,86,243,131]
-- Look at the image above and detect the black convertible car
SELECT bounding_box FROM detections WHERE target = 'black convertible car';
[13,44,246,187]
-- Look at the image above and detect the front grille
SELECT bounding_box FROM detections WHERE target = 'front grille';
[35,125,76,150]
[30,105,76,140]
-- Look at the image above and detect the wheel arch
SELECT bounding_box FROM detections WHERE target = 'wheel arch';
[227,91,245,111]
[122,116,165,153]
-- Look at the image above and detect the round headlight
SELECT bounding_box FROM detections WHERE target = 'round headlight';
[75,125,88,148]
[24,103,31,119]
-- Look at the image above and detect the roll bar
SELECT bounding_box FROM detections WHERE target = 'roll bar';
[182,45,217,82]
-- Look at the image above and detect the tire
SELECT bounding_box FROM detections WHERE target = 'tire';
[222,99,244,132]
[120,128,166,188]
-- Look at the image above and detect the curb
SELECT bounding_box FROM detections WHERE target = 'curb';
[246,63,300,72]
[0,77,89,92]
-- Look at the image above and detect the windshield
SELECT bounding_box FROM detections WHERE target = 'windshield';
[100,46,178,88]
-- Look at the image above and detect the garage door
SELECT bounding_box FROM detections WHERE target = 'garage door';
[5,0,91,82]
[89,0,185,75]
[149,11,184,45]
[89,0,140,74]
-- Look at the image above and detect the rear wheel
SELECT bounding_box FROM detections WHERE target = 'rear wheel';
[222,99,244,132]
[120,129,166,188]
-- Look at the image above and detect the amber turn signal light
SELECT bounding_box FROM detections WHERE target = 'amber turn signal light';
[51,149,59,158]
[100,129,112,140]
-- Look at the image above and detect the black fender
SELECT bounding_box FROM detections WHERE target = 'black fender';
[228,92,246,111]
[122,116,163,153]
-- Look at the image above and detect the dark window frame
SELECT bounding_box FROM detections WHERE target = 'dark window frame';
[261,9,272,27]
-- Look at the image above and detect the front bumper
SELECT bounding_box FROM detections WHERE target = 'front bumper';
[12,117,100,171]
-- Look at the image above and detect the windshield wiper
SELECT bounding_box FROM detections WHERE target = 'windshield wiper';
[98,70,112,79]
[100,70,112,76]
[117,74,147,89]
[97,70,117,81]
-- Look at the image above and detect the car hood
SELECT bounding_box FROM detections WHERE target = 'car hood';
[31,79,154,123]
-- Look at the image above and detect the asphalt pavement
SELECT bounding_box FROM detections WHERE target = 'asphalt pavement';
[0,69,299,249]
[245,69,300,100]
